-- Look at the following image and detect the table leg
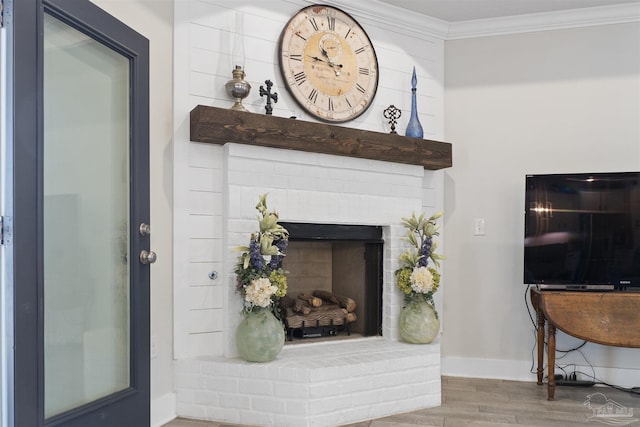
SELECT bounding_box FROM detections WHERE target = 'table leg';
[536,310,545,385]
[547,322,556,401]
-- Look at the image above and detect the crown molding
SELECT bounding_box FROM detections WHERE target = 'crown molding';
[445,3,640,40]
[296,0,450,40]
[297,1,640,41]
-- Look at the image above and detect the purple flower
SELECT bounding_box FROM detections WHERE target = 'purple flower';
[268,239,289,269]
[418,236,432,267]
[275,239,288,254]
[249,238,263,270]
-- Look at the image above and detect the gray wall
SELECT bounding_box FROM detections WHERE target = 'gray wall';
[443,22,640,383]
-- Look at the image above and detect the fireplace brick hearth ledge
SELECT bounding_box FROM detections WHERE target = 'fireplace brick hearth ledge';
[190,105,452,170]
[174,338,441,427]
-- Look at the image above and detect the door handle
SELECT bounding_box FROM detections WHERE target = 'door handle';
[140,250,157,264]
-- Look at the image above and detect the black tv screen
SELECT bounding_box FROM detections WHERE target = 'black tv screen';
[524,172,640,290]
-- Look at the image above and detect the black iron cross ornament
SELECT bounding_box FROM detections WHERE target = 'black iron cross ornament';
[259,80,278,115]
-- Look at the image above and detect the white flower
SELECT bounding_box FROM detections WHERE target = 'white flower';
[245,277,278,308]
[410,266,434,294]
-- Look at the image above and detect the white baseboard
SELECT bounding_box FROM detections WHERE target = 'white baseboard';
[442,356,538,382]
[151,392,176,427]
[442,356,640,389]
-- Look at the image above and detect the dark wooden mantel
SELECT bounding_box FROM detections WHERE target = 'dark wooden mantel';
[190,105,452,170]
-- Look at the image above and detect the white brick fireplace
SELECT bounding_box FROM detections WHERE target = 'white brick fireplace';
[172,0,448,423]
[174,142,443,427]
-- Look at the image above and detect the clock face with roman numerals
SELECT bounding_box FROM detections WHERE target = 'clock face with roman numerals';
[279,5,379,123]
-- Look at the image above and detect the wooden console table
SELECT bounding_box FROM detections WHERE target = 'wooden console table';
[530,288,640,400]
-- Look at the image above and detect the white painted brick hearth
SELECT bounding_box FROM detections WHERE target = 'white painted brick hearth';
[173,142,444,426]
[175,339,441,427]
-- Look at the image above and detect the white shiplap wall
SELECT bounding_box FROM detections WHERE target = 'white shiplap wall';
[173,0,445,358]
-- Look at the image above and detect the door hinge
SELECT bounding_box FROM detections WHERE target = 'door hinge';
[1,216,12,245]
[0,0,4,29]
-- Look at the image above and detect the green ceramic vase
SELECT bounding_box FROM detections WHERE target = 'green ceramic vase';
[399,297,440,344]
[236,308,285,362]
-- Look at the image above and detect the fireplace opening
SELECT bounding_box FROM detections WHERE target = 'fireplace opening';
[279,223,383,342]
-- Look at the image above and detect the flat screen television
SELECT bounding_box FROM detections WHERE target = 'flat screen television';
[524,172,640,290]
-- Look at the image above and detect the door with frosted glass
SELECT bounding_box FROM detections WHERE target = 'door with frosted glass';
[10,0,150,426]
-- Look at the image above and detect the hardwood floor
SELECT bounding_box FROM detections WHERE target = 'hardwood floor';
[164,376,640,427]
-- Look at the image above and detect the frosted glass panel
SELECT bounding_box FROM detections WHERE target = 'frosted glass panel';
[43,14,130,418]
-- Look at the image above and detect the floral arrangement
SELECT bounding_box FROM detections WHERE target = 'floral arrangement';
[234,194,289,314]
[395,211,444,307]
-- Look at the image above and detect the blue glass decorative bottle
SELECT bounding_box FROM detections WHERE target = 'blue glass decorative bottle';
[405,67,424,138]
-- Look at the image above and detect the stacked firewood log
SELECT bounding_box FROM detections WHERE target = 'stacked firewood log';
[279,290,357,329]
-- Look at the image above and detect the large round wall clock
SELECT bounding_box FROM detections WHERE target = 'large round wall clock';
[279,5,379,123]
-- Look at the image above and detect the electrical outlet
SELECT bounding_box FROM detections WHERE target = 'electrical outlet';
[473,218,485,236]
[150,335,158,359]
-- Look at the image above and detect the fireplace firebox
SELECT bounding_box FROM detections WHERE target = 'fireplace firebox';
[280,222,383,340]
